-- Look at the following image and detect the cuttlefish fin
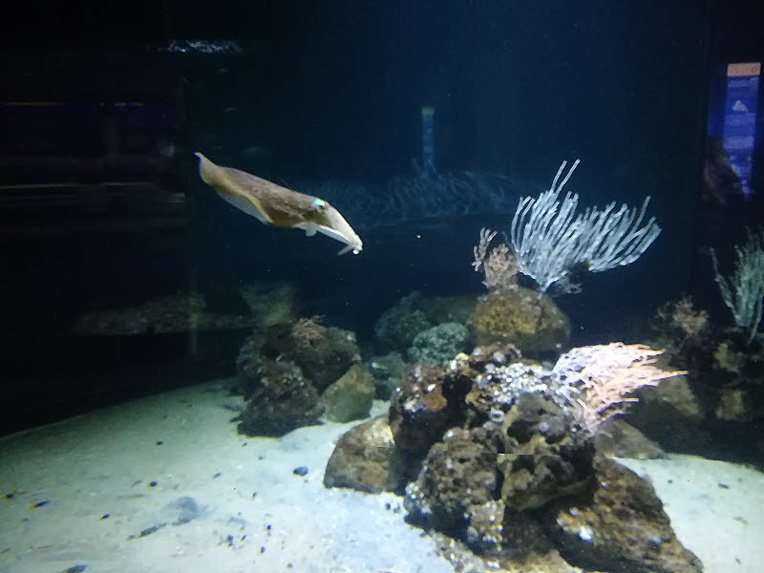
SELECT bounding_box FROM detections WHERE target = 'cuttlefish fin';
[195,152,273,224]
[294,220,354,254]
[299,222,319,237]
[216,187,273,225]
[194,152,363,255]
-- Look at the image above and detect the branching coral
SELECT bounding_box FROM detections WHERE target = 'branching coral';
[710,228,764,342]
[509,160,661,294]
[291,315,327,349]
[472,227,518,292]
[552,343,687,432]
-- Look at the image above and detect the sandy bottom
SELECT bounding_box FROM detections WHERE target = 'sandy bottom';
[0,380,762,573]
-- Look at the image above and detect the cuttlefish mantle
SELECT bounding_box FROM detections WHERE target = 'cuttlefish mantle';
[194,152,363,255]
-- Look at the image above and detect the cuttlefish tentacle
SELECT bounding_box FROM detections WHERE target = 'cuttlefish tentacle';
[194,152,363,255]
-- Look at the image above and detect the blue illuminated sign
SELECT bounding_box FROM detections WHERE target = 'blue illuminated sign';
[723,63,760,197]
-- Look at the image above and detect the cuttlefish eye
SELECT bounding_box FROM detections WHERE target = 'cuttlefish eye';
[312,198,327,211]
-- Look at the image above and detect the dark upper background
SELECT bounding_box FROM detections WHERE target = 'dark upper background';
[0,0,763,433]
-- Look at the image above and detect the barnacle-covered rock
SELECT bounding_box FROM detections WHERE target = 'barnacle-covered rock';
[404,428,499,534]
[462,354,594,512]
[323,335,701,571]
[464,499,506,554]
[404,354,595,554]
[472,288,569,354]
[496,393,593,511]
[443,343,525,423]
[463,358,561,428]
[389,362,451,456]
[236,357,322,437]
[464,342,522,370]
[323,415,403,493]
[551,455,703,573]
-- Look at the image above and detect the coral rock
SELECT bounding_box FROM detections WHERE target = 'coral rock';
[236,357,322,437]
[407,322,470,366]
[551,455,703,573]
[404,429,499,533]
[629,376,703,449]
[594,418,666,459]
[264,324,361,392]
[389,362,451,456]
[472,287,570,354]
[321,364,375,423]
[374,292,433,352]
[496,393,594,511]
[368,352,407,400]
[323,416,403,493]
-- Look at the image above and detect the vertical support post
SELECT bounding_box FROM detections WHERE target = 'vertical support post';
[421,106,435,172]
[176,70,200,361]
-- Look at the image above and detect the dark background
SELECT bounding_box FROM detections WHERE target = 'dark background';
[1,0,763,433]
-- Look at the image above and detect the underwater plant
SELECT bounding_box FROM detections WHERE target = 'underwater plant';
[510,160,661,294]
[710,227,764,342]
[471,227,519,292]
[664,297,709,339]
[552,342,687,433]
[291,315,327,349]
[654,296,709,355]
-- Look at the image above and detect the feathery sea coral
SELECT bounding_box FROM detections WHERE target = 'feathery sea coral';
[510,160,661,294]
[552,343,686,432]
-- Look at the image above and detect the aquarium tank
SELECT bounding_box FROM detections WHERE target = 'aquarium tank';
[2,1,764,572]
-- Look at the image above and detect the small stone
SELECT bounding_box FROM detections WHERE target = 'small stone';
[293,466,309,477]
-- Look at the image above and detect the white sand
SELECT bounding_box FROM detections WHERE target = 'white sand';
[0,380,762,573]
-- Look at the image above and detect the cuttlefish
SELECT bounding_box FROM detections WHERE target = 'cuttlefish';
[194,152,363,255]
